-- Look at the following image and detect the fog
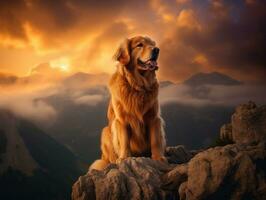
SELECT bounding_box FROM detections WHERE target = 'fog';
[159,83,266,106]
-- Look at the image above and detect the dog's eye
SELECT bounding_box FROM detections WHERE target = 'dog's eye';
[136,43,143,48]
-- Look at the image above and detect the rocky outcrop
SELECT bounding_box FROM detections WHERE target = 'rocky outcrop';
[220,101,266,144]
[178,142,266,200]
[72,146,192,200]
[72,143,266,200]
[72,102,266,200]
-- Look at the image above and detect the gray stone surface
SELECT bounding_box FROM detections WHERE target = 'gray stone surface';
[72,143,266,200]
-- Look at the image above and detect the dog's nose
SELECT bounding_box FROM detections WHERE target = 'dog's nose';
[151,47,160,60]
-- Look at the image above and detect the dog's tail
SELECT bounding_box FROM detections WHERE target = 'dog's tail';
[89,159,109,171]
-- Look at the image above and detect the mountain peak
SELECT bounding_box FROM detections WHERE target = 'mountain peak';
[63,72,109,87]
[184,71,242,86]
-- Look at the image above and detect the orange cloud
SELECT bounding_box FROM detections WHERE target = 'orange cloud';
[0,34,26,48]
[176,9,201,30]
[0,0,265,84]
[150,0,175,23]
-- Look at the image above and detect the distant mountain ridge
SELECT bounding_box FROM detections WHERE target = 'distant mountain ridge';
[0,73,18,85]
[0,110,84,200]
[0,110,39,175]
[159,80,175,88]
[184,72,242,86]
[63,72,109,88]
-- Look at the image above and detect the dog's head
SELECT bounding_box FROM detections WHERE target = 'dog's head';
[114,36,160,75]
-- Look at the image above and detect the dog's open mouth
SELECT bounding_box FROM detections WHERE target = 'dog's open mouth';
[137,59,158,71]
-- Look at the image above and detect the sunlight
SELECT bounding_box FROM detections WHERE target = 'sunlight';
[50,57,70,72]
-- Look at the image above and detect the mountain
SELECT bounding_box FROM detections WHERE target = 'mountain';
[39,83,109,163]
[44,97,108,163]
[42,90,234,164]
[184,72,242,86]
[38,77,235,163]
[63,72,109,88]
[0,73,18,85]
[36,71,260,166]
[0,110,85,200]
[159,80,175,88]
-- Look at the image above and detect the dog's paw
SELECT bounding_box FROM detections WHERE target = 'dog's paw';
[116,157,126,164]
[152,155,168,163]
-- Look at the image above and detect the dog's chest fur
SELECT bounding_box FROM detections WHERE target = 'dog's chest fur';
[110,72,158,118]
[108,72,159,155]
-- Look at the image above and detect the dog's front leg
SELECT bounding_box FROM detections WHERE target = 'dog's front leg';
[112,119,131,163]
[149,117,167,162]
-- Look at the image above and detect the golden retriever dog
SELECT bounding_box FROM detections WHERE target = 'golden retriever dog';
[90,36,166,171]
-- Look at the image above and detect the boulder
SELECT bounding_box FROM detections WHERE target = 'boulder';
[72,146,192,200]
[182,142,266,200]
[220,101,266,144]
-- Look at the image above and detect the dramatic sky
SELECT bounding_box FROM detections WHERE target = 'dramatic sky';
[0,0,265,83]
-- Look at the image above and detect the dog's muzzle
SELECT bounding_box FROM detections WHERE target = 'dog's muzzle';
[137,47,160,71]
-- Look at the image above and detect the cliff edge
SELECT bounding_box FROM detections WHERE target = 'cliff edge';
[72,102,266,200]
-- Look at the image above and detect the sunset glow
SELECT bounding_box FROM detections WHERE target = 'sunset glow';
[50,57,70,72]
[0,0,265,83]
[0,2,265,199]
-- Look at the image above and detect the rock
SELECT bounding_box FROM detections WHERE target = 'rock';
[72,175,95,200]
[72,146,192,200]
[232,101,266,143]
[165,145,193,164]
[72,157,173,200]
[183,142,266,200]
[220,101,266,144]
[220,123,233,141]
[72,143,266,200]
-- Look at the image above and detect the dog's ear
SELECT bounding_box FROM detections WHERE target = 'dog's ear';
[113,39,131,65]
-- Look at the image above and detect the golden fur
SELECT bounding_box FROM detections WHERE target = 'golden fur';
[90,36,166,171]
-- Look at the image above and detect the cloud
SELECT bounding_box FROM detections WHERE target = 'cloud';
[159,83,266,106]
[176,9,201,30]
[150,0,175,23]
[176,0,190,4]
[0,0,27,41]
[1,69,265,127]
[0,89,57,124]
[159,84,211,106]
[159,0,266,83]
[74,94,104,106]
[72,21,131,74]
[0,0,128,50]
[0,0,265,84]
[0,72,108,123]
[0,63,70,91]
[69,84,109,106]
[30,62,65,75]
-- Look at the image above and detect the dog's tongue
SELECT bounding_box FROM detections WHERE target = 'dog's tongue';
[147,60,158,68]
[150,60,157,67]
